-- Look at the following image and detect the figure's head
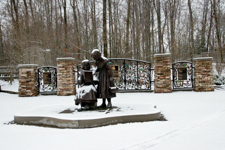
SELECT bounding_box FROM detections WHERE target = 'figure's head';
[81,60,90,70]
[91,49,101,61]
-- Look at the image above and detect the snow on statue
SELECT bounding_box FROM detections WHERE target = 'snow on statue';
[74,60,98,109]
[91,49,117,108]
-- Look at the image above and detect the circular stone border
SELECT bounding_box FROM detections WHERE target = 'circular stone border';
[14,111,161,129]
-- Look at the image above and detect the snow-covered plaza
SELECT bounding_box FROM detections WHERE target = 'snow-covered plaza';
[1,80,225,150]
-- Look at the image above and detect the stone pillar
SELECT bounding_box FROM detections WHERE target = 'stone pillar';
[154,53,172,93]
[57,57,76,96]
[194,57,214,92]
[18,64,39,97]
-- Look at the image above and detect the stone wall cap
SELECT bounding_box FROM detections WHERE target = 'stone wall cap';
[154,53,171,58]
[194,57,213,61]
[17,64,38,69]
[57,57,75,61]
[172,61,192,64]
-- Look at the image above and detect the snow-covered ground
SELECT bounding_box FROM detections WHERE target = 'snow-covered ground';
[1,80,225,150]
[0,80,19,92]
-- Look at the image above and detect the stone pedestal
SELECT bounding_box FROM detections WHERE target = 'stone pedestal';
[18,64,39,97]
[194,57,214,92]
[57,57,76,96]
[154,54,172,93]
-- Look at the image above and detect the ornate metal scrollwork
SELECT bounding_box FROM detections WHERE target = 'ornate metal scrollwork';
[138,62,151,90]
[172,62,193,89]
[108,59,151,90]
[109,59,126,90]
[77,59,151,91]
[125,60,137,90]
[38,66,57,93]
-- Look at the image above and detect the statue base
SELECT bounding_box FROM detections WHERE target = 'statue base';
[14,103,161,129]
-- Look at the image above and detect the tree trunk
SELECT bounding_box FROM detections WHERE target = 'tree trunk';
[103,0,107,57]
[125,0,131,58]
[83,0,89,59]
[63,0,68,50]
[70,0,81,60]
[132,0,136,60]
[29,0,35,22]
[0,21,3,65]
[213,0,223,63]
[188,0,194,62]
[113,0,118,58]
[170,0,176,62]
[200,0,209,53]
[23,0,29,34]
[154,0,162,53]
[206,0,213,53]
[92,0,98,49]
[11,0,19,34]
[108,0,112,58]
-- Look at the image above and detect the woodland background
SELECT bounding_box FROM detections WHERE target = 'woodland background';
[0,0,224,70]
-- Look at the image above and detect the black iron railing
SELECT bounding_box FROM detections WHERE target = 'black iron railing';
[37,66,57,94]
[77,58,152,92]
[172,61,194,89]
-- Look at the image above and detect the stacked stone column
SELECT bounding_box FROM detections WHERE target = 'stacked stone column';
[154,54,172,93]
[194,57,214,92]
[18,64,39,97]
[57,58,76,96]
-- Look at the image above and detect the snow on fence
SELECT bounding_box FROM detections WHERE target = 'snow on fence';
[76,58,152,92]
[2,55,214,96]
[0,66,18,81]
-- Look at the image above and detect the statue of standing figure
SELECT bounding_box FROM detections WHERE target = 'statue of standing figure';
[91,49,116,108]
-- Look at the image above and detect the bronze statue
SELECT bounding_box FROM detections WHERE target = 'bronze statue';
[74,60,97,109]
[91,49,116,108]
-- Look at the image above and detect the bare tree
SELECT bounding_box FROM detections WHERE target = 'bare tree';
[125,0,131,58]
[91,0,98,49]
[0,0,224,69]
[62,0,68,50]
[112,0,119,58]
[108,0,112,58]
[0,20,3,65]
[103,0,107,57]
[206,0,213,53]
[188,0,194,62]
[213,0,223,63]
[199,0,209,53]
[153,0,163,53]
[169,0,178,62]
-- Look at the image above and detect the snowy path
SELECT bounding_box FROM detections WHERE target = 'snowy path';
[120,108,225,150]
[1,87,225,150]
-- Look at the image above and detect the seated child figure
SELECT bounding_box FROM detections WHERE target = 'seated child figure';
[74,60,97,109]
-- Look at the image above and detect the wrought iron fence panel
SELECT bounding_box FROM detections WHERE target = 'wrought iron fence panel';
[124,60,138,90]
[76,58,151,91]
[138,62,151,90]
[38,66,57,93]
[108,59,126,90]
[172,61,193,89]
